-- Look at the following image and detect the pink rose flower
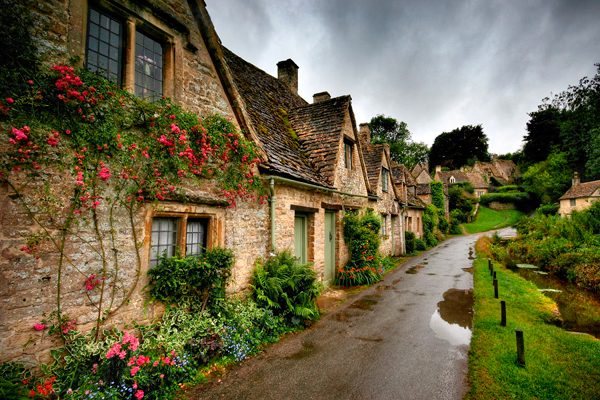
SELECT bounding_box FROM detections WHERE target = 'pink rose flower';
[33,323,46,331]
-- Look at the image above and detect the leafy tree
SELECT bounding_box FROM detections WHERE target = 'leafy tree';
[370,115,410,143]
[521,63,600,180]
[368,115,429,168]
[521,152,571,204]
[522,107,562,164]
[429,125,490,170]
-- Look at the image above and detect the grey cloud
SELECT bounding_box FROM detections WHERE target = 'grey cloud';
[207,0,600,154]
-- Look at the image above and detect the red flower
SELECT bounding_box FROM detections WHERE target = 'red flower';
[98,165,111,181]
[33,323,46,331]
[5,97,14,104]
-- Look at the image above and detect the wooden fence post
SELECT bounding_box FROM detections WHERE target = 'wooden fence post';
[501,300,506,326]
[516,329,525,366]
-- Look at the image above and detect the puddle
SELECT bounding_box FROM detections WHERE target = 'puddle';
[355,336,383,342]
[406,264,425,274]
[426,273,437,276]
[286,341,316,360]
[462,267,473,274]
[429,288,473,346]
[517,269,600,338]
[350,294,381,310]
[392,278,402,285]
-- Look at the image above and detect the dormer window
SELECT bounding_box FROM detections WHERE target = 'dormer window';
[382,167,389,192]
[344,139,353,169]
[449,176,456,184]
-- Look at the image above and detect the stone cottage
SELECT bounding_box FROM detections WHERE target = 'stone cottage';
[1,0,407,364]
[1,0,275,364]
[358,124,405,256]
[392,163,425,239]
[558,172,600,217]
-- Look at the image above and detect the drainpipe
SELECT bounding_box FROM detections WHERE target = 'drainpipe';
[269,178,276,252]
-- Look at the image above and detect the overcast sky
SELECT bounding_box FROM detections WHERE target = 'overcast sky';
[207,0,600,154]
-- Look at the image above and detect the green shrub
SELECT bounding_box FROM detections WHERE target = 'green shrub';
[405,231,416,254]
[431,181,445,210]
[415,238,427,251]
[148,248,234,311]
[251,251,321,326]
[336,210,383,286]
[536,203,559,215]
[495,185,520,193]
[479,192,531,211]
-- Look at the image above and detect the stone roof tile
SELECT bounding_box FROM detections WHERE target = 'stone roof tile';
[559,180,600,200]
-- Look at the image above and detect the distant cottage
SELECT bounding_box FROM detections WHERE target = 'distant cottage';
[559,172,600,216]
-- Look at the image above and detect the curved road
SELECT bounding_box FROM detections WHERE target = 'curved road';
[190,234,482,400]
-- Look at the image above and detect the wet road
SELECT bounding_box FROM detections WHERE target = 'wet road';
[191,234,480,400]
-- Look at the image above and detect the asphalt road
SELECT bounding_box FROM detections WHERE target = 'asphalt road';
[190,234,480,400]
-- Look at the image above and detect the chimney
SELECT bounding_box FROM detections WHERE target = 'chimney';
[435,165,442,173]
[277,59,299,94]
[572,171,580,186]
[359,123,371,144]
[313,91,331,103]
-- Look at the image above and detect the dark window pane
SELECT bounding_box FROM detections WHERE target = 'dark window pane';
[86,7,122,85]
[134,30,163,101]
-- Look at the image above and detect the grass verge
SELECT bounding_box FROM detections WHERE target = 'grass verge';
[467,240,600,400]
[463,206,524,234]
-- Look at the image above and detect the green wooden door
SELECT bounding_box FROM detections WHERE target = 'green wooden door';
[294,215,307,263]
[324,211,336,282]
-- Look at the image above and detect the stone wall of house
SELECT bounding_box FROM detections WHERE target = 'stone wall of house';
[273,183,367,284]
[0,0,258,364]
[0,170,264,364]
[559,197,599,217]
[28,0,236,120]
[334,110,369,195]
[405,208,423,239]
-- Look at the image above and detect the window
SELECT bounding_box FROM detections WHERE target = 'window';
[570,198,576,207]
[86,8,123,84]
[449,176,456,184]
[382,167,389,192]
[135,31,163,101]
[344,140,353,169]
[86,6,169,100]
[381,214,387,235]
[150,216,208,266]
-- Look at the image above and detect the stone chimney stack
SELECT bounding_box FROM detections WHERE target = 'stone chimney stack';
[277,59,299,94]
[359,123,371,144]
[573,171,580,186]
[435,165,442,173]
[313,91,331,103]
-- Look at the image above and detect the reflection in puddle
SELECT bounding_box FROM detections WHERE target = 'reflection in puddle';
[429,289,473,346]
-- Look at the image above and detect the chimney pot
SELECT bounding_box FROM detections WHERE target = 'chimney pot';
[313,91,331,103]
[277,59,299,94]
[359,123,371,144]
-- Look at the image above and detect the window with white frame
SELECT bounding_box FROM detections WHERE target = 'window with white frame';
[150,216,209,266]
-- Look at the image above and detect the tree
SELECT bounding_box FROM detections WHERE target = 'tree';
[522,107,562,164]
[429,125,490,170]
[521,152,571,205]
[370,115,410,143]
[368,115,429,168]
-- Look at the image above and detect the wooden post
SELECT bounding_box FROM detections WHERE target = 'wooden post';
[488,258,492,272]
[493,279,499,298]
[501,300,506,326]
[490,266,494,277]
[516,329,525,366]
[493,271,497,280]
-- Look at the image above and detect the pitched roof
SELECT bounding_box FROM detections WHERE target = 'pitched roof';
[408,192,426,209]
[289,96,351,186]
[437,170,469,184]
[560,180,600,200]
[222,47,331,187]
[416,183,431,195]
[361,143,386,192]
